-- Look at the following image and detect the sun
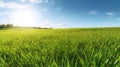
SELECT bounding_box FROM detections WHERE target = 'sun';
[11,8,37,27]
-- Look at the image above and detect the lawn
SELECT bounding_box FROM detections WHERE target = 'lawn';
[0,28,120,67]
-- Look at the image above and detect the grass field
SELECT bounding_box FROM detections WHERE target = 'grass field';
[0,28,120,67]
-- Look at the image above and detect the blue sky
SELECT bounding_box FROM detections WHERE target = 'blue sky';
[0,0,120,28]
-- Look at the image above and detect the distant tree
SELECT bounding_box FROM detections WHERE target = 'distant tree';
[6,24,13,28]
[0,24,6,28]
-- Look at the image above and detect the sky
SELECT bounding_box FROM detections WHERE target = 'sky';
[0,0,120,28]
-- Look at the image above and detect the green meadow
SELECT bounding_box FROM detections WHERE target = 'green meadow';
[0,28,120,67]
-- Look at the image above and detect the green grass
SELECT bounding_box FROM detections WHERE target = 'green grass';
[0,28,120,67]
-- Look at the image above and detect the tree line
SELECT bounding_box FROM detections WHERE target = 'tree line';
[0,24,13,29]
[0,24,52,29]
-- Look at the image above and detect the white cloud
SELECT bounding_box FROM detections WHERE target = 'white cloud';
[20,0,26,2]
[89,10,97,15]
[29,0,43,3]
[20,0,50,3]
[0,13,4,16]
[0,11,10,16]
[0,1,28,9]
[105,12,116,16]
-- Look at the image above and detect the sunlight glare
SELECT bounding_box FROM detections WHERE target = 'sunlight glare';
[12,8,37,27]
